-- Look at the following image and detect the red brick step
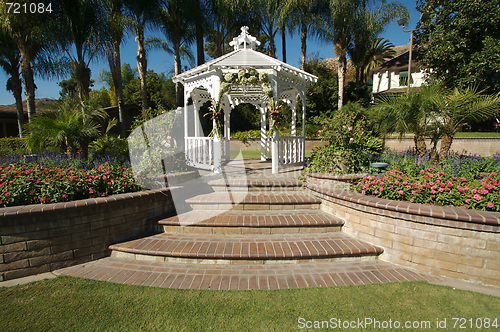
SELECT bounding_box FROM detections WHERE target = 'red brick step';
[109,232,383,262]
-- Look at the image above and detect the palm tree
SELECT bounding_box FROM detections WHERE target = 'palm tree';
[279,0,326,70]
[159,0,196,106]
[432,87,500,159]
[253,0,281,58]
[123,0,161,110]
[25,99,108,157]
[371,86,439,159]
[359,37,395,84]
[55,0,108,107]
[105,0,127,138]
[0,1,49,123]
[320,0,407,110]
[0,28,24,137]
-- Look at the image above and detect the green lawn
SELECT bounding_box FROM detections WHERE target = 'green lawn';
[454,132,500,138]
[1,277,499,331]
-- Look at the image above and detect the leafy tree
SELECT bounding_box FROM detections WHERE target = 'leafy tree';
[123,70,176,111]
[303,57,338,120]
[414,0,500,93]
[0,27,24,137]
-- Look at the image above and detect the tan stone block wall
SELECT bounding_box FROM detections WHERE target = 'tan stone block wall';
[0,189,175,281]
[315,191,500,287]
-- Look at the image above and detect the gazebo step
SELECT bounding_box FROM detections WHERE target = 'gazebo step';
[109,232,383,263]
[208,179,303,192]
[158,210,344,235]
[185,193,321,210]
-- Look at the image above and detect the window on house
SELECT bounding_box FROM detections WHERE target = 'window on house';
[399,72,413,86]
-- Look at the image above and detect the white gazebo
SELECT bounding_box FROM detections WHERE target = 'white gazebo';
[173,26,317,173]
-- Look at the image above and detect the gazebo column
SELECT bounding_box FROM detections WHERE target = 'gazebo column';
[291,100,297,136]
[301,93,306,162]
[224,107,231,161]
[260,106,267,161]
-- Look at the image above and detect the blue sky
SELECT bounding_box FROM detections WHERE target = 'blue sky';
[0,0,419,106]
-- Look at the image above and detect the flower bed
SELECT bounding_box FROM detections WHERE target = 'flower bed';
[0,162,141,207]
[354,168,500,211]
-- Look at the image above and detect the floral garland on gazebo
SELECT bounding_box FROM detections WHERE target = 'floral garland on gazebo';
[205,67,276,138]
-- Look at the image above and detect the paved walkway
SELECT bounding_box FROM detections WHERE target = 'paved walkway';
[54,257,435,290]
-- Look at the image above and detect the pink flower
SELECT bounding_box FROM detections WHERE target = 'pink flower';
[342,125,346,128]
[480,189,488,195]
[89,188,94,194]
[465,199,470,204]
[491,173,498,176]
[318,130,321,133]
[62,194,68,198]
[4,192,10,197]
[361,190,366,194]
[487,202,494,208]
[410,198,415,203]
[323,126,327,129]
[167,135,172,139]
[348,127,353,131]
[379,187,384,192]
[398,190,404,195]
[420,169,425,174]
[374,190,379,194]
[349,138,354,142]
[161,110,167,113]
[177,106,182,110]
[473,194,482,201]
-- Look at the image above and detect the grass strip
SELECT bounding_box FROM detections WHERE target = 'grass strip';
[1,277,499,331]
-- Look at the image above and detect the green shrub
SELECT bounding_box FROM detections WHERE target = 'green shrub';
[0,137,27,156]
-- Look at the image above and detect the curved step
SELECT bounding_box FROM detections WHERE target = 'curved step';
[158,210,344,235]
[185,192,321,210]
[109,232,383,263]
[208,179,303,192]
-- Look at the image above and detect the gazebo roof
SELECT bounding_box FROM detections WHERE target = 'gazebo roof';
[173,27,317,84]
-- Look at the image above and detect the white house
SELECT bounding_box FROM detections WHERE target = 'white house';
[371,50,426,95]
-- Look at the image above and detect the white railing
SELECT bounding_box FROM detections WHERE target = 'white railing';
[185,137,225,172]
[278,136,305,165]
[185,137,214,170]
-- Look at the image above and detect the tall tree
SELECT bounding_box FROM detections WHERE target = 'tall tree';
[0,0,50,123]
[55,0,108,106]
[123,0,161,109]
[254,0,281,58]
[105,0,127,138]
[279,0,326,70]
[320,0,407,109]
[0,28,24,137]
[160,0,196,107]
[414,0,500,93]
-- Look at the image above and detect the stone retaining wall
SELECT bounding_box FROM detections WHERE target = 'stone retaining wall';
[305,178,500,287]
[0,170,200,281]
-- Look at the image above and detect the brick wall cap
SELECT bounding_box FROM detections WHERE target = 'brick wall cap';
[307,184,500,226]
[0,188,171,217]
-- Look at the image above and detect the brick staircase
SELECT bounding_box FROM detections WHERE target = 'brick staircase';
[109,178,383,264]
[57,163,434,289]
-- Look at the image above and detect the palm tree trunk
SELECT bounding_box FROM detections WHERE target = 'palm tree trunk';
[12,78,24,138]
[281,26,286,63]
[19,49,35,123]
[439,133,454,160]
[114,40,126,138]
[136,25,148,110]
[414,133,427,159]
[338,53,345,110]
[300,20,307,70]
[174,43,182,107]
[195,12,205,66]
